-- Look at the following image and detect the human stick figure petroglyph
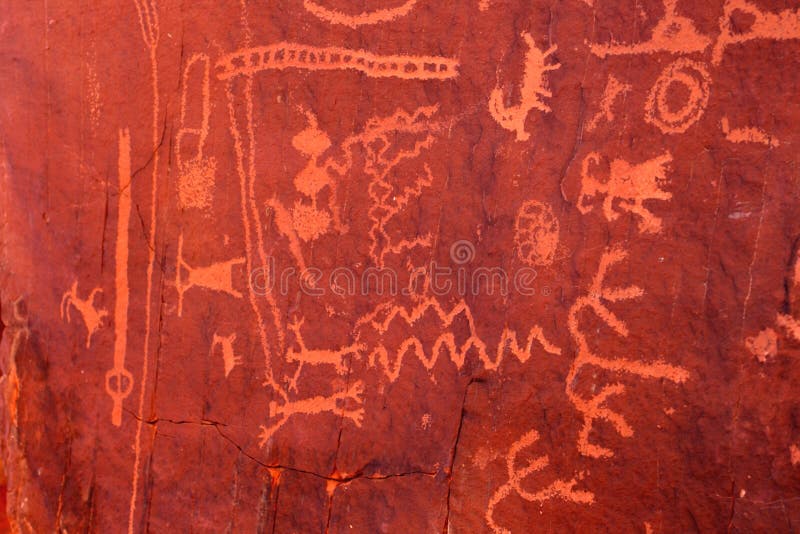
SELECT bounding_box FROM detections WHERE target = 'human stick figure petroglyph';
[176,53,216,211]
[485,429,594,534]
[211,333,243,378]
[61,281,107,348]
[566,248,689,458]
[215,43,459,81]
[106,128,134,428]
[174,233,245,316]
[588,0,711,58]
[489,33,560,141]
[257,381,365,446]
[302,0,420,28]
[645,58,710,135]
[578,151,673,234]
[354,296,561,383]
[712,0,800,65]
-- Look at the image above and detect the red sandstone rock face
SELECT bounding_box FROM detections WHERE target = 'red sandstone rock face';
[2,0,800,531]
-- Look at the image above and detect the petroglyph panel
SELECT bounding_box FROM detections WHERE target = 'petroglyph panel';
[3,0,800,532]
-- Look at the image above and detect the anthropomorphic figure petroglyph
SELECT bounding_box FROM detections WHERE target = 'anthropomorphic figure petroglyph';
[174,234,245,316]
[579,152,673,234]
[61,281,108,348]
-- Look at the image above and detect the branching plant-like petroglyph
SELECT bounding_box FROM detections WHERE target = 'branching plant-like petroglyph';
[578,151,673,234]
[712,0,800,65]
[485,429,594,534]
[174,233,245,316]
[514,200,560,267]
[589,0,711,57]
[215,43,459,81]
[61,282,107,348]
[489,33,560,141]
[566,248,689,458]
[645,58,710,134]
[302,0,420,28]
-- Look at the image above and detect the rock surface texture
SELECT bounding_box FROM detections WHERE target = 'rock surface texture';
[2,0,800,532]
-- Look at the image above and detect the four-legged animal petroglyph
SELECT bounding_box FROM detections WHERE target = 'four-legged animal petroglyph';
[712,0,800,65]
[302,0,420,28]
[175,233,245,316]
[486,429,594,534]
[285,317,363,392]
[258,381,365,446]
[61,281,108,348]
[215,43,459,81]
[566,248,689,458]
[211,333,243,378]
[645,58,710,134]
[489,33,560,141]
[579,151,673,234]
[589,0,711,58]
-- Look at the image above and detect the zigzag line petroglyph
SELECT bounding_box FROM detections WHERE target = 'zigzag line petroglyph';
[566,248,689,458]
[354,297,561,383]
[106,128,134,428]
[215,43,459,81]
[302,0,420,28]
[486,429,594,534]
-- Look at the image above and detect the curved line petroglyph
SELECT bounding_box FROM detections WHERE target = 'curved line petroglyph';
[302,0,420,28]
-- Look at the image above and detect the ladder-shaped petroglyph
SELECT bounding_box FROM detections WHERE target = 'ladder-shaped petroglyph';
[485,429,594,534]
[566,248,689,458]
[578,151,673,234]
[61,282,108,348]
[106,128,134,428]
[174,233,245,316]
[645,58,710,134]
[354,296,561,383]
[721,117,779,148]
[302,0,420,28]
[712,0,800,65]
[285,317,363,393]
[586,75,631,132]
[489,33,560,141]
[258,381,365,446]
[215,42,459,81]
[211,333,243,378]
[589,0,711,58]
[514,199,560,267]
[176,53,216,211]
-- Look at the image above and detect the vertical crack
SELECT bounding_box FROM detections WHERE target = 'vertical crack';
[442,378,478,533]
